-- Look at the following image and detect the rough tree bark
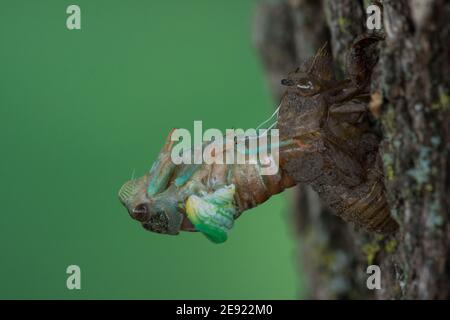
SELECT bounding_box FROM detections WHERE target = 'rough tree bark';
[252,0,449,299]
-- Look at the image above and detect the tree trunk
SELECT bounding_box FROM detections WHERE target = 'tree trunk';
[252,0,449,299]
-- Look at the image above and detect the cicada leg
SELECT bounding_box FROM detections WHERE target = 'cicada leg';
[326,81,367,105]
[147,129,178,196]
[346,33,383,88]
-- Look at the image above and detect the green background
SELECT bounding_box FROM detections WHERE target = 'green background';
[0,0,302,299]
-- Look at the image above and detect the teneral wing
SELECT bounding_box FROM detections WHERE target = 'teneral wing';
[185,185,236,243]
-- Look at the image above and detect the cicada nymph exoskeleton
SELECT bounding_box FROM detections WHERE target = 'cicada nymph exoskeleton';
[277,34,398,234]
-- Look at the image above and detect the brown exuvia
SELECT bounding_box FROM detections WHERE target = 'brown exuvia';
[277,34,398,234]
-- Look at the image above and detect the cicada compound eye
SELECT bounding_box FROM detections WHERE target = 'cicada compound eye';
[131,203,150,222]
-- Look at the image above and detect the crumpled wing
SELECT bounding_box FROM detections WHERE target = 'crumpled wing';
[185,185,236,243]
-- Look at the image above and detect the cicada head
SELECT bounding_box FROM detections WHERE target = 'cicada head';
[281,43,335,97]
[118,174,192,235]
[281,68,323,97]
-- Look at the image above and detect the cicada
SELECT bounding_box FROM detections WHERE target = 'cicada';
[118,34,398,243]
[118,129,296,243]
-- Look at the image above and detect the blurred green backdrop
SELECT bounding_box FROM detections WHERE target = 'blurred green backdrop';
[0,0,302,299]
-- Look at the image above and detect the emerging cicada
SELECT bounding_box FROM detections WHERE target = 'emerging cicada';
[118,34,398,243]
[118,128,296,243]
